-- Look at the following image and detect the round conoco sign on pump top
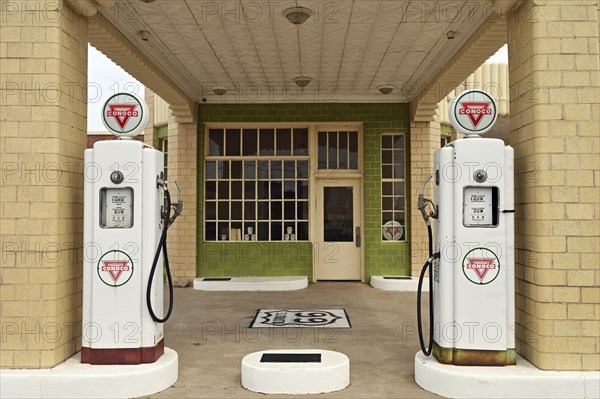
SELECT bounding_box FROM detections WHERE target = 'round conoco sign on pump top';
[101,92,149,138]
[448,89,498,136]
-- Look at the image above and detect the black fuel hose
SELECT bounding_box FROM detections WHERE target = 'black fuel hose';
[146,189,174,323]
[417,224,435,355]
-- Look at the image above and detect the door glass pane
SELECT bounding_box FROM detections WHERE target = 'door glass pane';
[328,132,337,169]
[339,132,348,169]
[323,187,353,242]
[349,132,358,169]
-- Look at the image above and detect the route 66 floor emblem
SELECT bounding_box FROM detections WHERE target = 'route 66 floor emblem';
[250,309,351,328]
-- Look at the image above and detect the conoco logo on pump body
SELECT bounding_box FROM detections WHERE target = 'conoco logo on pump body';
[449,90,498,136]
[101,93,149,138]
[462,247,500,285]
[97,250,134,287]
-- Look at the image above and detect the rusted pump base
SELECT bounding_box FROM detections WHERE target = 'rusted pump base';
[433,342,517,366]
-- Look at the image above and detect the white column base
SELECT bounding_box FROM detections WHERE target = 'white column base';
[194,276,308,291]
[242,349,349,395]
[415,352,599,398]
[1,348,178,399]
[370,276,429,291]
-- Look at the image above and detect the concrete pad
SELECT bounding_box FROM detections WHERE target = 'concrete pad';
[242,349,350,394]
[1,348,178,399]
[151,283,439,398]
[371,276,429,291]
[415,352,600,398]
[193,276,308,291]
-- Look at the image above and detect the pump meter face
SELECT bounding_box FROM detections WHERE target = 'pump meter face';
[463,186,498,227]
[100,187,134,228]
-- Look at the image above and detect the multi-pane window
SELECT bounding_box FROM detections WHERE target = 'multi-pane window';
[205,127,309,242]
[381,133,406,241]
[160,138,168,180]
[317,130,359,169]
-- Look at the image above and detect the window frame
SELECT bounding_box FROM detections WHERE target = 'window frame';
[380,132,407,242]
[203,123,311,243]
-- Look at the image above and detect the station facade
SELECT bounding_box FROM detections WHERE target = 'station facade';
[0,0,598,374]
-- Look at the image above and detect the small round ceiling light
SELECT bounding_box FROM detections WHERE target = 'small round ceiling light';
[377,85,395,95]
[284,6,313,25]
[293,76,312,88]
[140,30,151,41]
[212,86,227,96]
[447,31,456,40]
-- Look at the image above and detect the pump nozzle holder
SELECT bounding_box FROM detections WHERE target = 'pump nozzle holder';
[417,175,437,225]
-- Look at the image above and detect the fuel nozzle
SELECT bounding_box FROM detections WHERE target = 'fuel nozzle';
[417,175,438,225]
[170,181,183,224]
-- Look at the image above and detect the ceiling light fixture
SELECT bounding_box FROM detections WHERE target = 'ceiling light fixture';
[293,76,312,88]
[283,6,313,25]
[447,31,456,40]
[212,87,227,96]
[140,30,151,41]
[377,85,395,95]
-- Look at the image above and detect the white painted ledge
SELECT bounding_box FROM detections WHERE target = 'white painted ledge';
[370,276,429,292]
[194,276,308,291]
[1,348,178,399]
[415,352,599,399]
[242,349,350,395]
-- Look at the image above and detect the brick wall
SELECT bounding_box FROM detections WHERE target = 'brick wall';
[0,1,88,368]
[197,103,412,280]
[508,0,600,371]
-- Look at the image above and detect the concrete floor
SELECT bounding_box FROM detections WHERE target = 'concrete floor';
[151,283,440,398]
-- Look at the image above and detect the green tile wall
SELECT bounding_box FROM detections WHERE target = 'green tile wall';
[197,103,412,281]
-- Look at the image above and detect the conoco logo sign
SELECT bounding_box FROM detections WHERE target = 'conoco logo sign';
[106,104,139,129]
[97,250,134,287]
[101,93,148,138]
[462,247,500,285]
[449,90,498,135]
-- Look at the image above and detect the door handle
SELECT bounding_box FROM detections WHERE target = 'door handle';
[355,226,361,247]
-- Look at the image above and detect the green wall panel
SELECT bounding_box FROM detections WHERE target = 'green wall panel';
[197,103,412,281]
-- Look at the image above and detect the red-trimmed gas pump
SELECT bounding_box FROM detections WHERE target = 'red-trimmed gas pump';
[81,93,182,364]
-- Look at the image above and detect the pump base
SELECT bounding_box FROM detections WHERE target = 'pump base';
[433,342,516,366]
[81,339,164,365]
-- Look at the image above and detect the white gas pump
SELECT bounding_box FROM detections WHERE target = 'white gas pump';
[416,90,515,366]
[82,93,182,364]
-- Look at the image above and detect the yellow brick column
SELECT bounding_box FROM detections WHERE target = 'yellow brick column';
[144,87,157,147]
[0,1,88,367]
[165,116,197,285]
[409,120,440,276]
[508,0,600,371]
